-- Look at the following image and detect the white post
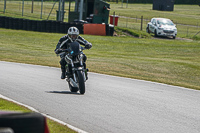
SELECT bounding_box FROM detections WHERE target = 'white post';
[79,0,83,20]
[58,0,61,21]
[22,0,24,16]
[4,0,6,13]
[40,0,43,19]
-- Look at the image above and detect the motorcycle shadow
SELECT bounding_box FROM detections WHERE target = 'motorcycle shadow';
[46,91,81,95]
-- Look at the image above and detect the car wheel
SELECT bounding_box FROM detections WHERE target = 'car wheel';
[173,35,176,39]
[146,26,150,33]
[154,30,158,37]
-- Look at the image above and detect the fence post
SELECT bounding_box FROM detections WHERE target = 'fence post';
[40,0,43,19]
[141,16,143,31]
[113,12,115,26]
[22,0,24,16]
[31,0,34,13]
[136,16,137,22]
[126,17,128,28]
[4,0,6,13]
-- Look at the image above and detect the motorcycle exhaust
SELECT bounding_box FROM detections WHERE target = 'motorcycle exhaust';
[69,78,78,88]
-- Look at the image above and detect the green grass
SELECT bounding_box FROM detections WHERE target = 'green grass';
[116,27,152,38]
[0,28,200,90]
[110,3,200,26]
[0,98,31,112]
[1,3,200,131]
[0,98,77,133]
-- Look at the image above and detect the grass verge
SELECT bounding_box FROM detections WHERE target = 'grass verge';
[0,28,200,90]
[0,98,77,133]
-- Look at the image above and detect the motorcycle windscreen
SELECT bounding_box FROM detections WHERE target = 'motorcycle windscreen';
[69,41,81,55]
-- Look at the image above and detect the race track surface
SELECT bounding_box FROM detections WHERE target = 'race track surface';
[1,61,200,133]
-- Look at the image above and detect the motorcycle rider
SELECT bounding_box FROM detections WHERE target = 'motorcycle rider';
[55,26,92,79]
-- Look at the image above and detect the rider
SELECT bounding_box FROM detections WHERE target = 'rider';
[54,27,92,79]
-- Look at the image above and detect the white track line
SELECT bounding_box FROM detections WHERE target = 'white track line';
[0,94,88,133]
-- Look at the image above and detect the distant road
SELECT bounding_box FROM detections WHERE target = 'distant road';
[1,61,200,133]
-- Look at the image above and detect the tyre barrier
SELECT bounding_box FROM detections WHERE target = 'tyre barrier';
[0,16,114,36]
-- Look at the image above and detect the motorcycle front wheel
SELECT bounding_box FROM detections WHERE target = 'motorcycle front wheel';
[76,71,85,94]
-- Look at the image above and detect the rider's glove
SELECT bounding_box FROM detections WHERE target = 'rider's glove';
[55,49,61,54]
[85,43,92,49]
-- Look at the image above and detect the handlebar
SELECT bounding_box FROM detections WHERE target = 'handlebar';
[56,46,87,55]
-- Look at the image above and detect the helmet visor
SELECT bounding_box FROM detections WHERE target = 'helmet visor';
[69,34,78,41]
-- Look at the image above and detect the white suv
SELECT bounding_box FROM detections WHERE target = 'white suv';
[146,18,177,39]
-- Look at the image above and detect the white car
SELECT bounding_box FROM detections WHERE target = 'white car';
[146,18,177,39]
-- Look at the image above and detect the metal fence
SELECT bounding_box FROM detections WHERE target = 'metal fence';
[0,0,69,21]
[114,14,200,39]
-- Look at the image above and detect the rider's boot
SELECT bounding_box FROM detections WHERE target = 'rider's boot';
[83,63,88,80]
[85,68,89,80]
[61,68,66,79]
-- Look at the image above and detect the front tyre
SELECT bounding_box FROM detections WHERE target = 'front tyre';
[77,71,85,94]
[154,29,158,37]
[146,25,150,33]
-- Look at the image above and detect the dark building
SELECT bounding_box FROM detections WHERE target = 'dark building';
[153,0,175,11]
[68,0,110,24]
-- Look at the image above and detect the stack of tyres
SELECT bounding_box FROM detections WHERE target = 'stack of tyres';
[13,18,19,30]
[23,19,28,30]
[59,22,66,34]
[27,20,32,31]
[55,21,60,33]
[76,23,83,34]
[4,17,9,29]
[32,20,37,31]
[0,17,88,36]
[65,23,70,34]
[36,21,42,32]
[51,21,57,33]
[40,20,46,32]
[109,24,114,36]
[8,17,14,29]
[106,24,109,36]
[18,19,23,30]
[45,20,52,32]
[0,16,6,28]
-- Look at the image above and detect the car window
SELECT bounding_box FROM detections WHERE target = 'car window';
[157,19,174,26]
[152,19,156,24]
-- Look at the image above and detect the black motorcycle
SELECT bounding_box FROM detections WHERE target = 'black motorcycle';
[58,41,89,94]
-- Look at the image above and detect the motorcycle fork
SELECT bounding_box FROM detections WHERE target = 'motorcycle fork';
[80,60,87,81]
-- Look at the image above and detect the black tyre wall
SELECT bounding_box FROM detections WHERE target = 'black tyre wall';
[0,16,114,36]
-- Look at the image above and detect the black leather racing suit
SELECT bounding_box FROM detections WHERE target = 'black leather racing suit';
[55,34,92,76]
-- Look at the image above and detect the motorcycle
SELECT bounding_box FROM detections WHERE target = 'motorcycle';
[58,41,89,94]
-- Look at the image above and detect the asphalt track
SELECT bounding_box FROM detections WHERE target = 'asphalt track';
[1,61,200,133]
